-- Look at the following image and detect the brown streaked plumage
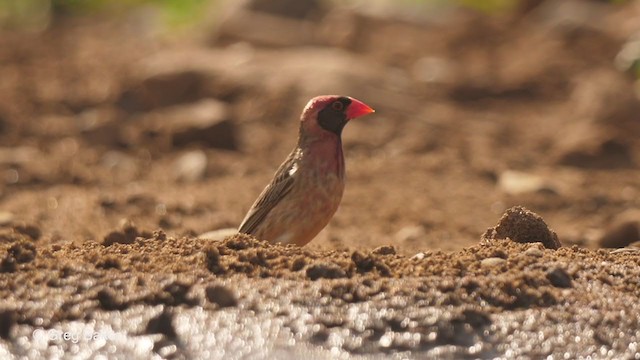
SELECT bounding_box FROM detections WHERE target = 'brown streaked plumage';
[238,95,375,246]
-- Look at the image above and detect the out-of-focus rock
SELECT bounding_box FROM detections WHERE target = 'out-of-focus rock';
[210,0,327,48]
[532,0,612,32]
[118,69,206,113]
[615,32,640,75]
[119,48,251,114]
[214,8,317,48]
[554,69,640,169]
[78,108,126,148]
[598,221,639,249]
[411,56,456,85]
[372,245,396,256]
[480,257,506,268]
[498,170,557,195]
[126,46,400,122]
[33,114,77,138]
[394,225,426,244]
[0,147,38,165]
[102,151,139,183]
[546,267,572,288]
[205,284,238,308]
[318,4,453,66]
[0,115,6,135]
[570,69,640,133]
[13,223,41,241]
[306,262,347,280]
[174,151,208,182]
[524,247,544,257]
[102,219,152,246]
[0,212,14,227]
[198,228,239,242]
[482,206,561,249]
[142,99,238,150]
[598,210,640,248]
[247,0,325,19]
[555,136,634,169]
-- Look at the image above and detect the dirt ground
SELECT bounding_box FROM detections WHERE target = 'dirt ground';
[1,0,640,358]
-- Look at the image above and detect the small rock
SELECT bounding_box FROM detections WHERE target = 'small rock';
[0,255,16,273]
[146,309,178,339]
[290,256,306,271]
[148,99,238,150]
[212,1,321,47]
[410,252,427,261]
[394,225,426,243]
[0,310,16,339]
[610,247,640,254]
[95,256,122,270]
[198,228,239,241]
[205,285,238,308]
[0,212,14,226]
[102,219,146,246]
[372,245,396,256]
[598,221,640,249]
[174,151,208,182]
[546,267,572,288]
[204,246,226,275]
[96,288,127,311]
[78,108,124,147]
[351,251,375,273]
[118,70,206,112]
[498,170,557,195]
[524,247,544,257]
[102,151,138,182]
[0,147,38,165]
[306,262,347,280]
[13,223,41,240]
[248,0,326,19]
[8,241,36,263]
[482,206,561,249]
[481,257,507,268]
[555,137,635,169]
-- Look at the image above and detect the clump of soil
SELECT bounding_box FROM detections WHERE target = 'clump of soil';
[102,220,154,246]
[482,206,561,249]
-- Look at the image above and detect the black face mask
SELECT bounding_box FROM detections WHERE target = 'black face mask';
[317,97,352,136]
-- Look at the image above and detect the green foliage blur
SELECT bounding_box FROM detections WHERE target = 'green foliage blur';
[0,0,211,30]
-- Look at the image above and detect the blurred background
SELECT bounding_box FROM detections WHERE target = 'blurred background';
[0,0,639,253]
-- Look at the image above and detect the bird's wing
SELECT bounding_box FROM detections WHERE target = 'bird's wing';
[238,150,299,235]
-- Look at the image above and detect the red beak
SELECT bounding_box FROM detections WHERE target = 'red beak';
[346,97,375,120]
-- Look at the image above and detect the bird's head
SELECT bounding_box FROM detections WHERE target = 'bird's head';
[299,95,374,138]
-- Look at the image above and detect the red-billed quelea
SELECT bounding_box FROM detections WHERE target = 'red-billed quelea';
[238,95,375,246]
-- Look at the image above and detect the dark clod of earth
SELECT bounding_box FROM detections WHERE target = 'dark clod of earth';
[482,206,562,249]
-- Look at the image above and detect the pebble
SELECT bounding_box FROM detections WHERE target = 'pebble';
[0,212,14,227]
[394,225,426,243]
[205,285,238,308]
[481,257,507,267]
[498,170,556,195]
[524,248,544,257]
[198,228,239,242]
[598,219,640,249]
[174,150,208,182]
[546,267,572,288]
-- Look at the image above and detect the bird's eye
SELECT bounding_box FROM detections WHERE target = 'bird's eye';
[331,101,344,111]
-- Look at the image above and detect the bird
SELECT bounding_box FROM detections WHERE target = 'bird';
[238,95,375,246]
